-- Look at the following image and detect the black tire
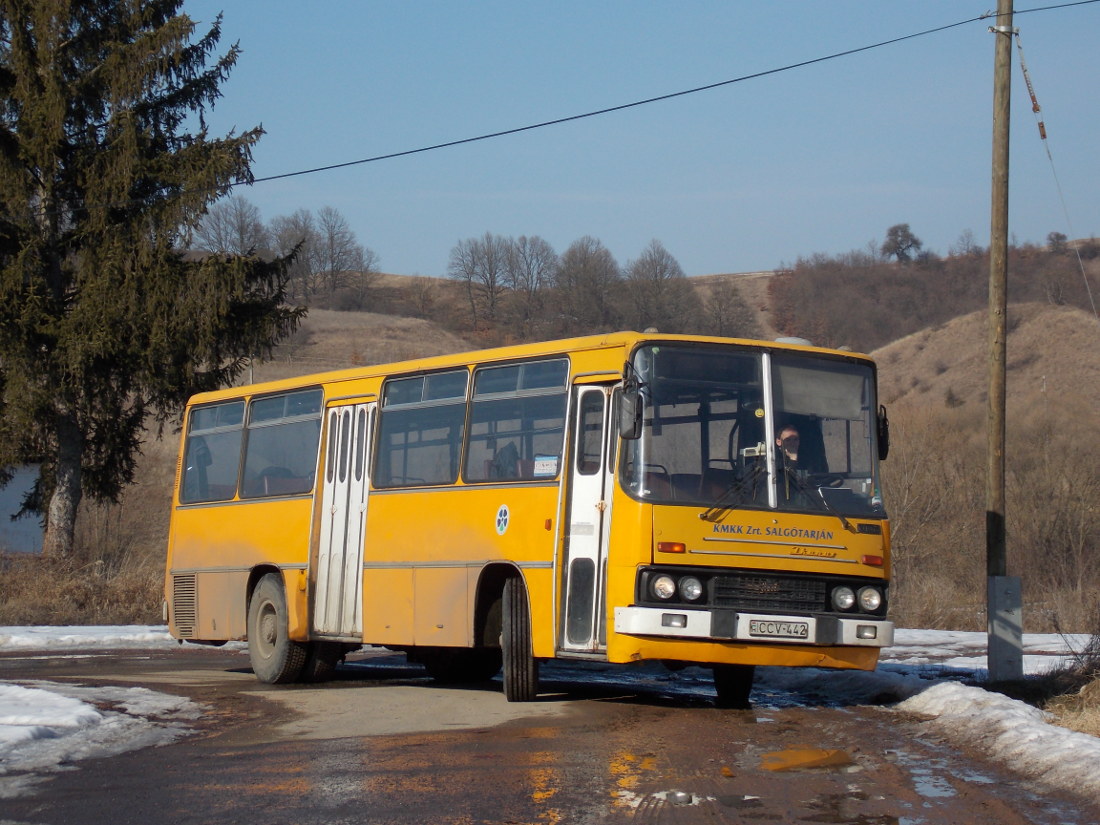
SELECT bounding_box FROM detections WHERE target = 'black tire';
[299,641,345,683]
[713,663,756,709]
[247,573,308,684]
[422,647,502,683]
[502,576,538,702]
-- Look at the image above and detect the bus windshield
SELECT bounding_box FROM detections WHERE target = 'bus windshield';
[621,344,885,518]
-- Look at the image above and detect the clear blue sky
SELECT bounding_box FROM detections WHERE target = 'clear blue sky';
[183,1,1100,277]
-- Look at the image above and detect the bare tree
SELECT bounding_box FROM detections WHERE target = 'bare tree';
[448,232,511,329]
[505,235,558,336]
[881,223,923,263]
[268,207,377,305]
[338,245,381,310]
[553,236,622,334]
[1047,231,1069,254]
[950,229,984,258]
[623,240,700,333]
[315,206,363,295]
[195,195,268,255]
[269,209,318,298]
[704,278,760,339]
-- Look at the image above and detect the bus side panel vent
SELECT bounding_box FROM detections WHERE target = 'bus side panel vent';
[173,574,198,638]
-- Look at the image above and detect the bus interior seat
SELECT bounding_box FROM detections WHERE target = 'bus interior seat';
[671,474,701,500]
[241,466,306,497]
[701,467,737,498]
[643,472,672,498]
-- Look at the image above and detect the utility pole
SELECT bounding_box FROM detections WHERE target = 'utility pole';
[987,0,1023,682]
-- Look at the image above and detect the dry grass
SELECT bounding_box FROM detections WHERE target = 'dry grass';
[694,271,779,340]
[0,550,163,625]
[876,302,1100,414]
[992,627,1100,736]
[251,308,473,383]
[1046,680,1100,737]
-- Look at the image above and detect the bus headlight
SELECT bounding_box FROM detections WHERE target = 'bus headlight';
[651,575,677,600]
[679,576,704,602]
[831,586,856,611]
[858,586,883,612]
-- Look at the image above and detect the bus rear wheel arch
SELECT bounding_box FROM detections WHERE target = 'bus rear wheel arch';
[247,572,308,684]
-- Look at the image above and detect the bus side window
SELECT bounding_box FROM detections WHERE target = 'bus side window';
[179,400,245,504]
[181,436,211,501]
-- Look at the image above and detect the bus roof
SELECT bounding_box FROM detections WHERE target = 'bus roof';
[185,330,875,407]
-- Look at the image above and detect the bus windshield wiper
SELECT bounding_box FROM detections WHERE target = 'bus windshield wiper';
[782,469,855,532]
[699,463,764,523]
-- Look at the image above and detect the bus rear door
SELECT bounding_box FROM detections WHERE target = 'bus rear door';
[312,402,373,638]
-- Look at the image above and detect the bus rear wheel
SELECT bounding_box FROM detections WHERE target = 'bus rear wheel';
[502,576,538,702]
[713,663,756,709]
[248,573,307,684]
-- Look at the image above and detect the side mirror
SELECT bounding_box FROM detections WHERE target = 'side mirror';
[877,405,890,461]
[618,388,642,440]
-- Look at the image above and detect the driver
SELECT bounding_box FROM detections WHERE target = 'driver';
[776,424,801,470]
[775,424,810,505]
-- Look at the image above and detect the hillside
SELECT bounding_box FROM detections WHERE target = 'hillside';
[874,302,1100,430]
[694,271,779,340]
[869,301,1100,630]
[252,308,472,383]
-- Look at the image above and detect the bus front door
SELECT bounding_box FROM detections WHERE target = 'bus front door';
[560,385,614,654]
[313,402,373,638]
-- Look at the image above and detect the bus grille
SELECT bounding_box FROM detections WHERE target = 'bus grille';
[172,574,197,638]
[712,574,826,613]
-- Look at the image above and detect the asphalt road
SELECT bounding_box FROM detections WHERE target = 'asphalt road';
[1,646,1096,825]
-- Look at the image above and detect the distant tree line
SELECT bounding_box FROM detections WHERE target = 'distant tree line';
[195,196,381,311]
[197,197,765,344]
[444,233,759,342]
[770,224,1100,353]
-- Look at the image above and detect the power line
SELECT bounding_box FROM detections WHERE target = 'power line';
[248,16,986,186]
[246,1,1100,188]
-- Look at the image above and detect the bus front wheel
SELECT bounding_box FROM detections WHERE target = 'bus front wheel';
[248,573,308,684]
[713,663,756,709]
[502,576,538,702]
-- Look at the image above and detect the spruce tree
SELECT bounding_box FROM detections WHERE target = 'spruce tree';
[0,1,304,557]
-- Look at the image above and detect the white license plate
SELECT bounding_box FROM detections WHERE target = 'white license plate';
[748,619,810,639]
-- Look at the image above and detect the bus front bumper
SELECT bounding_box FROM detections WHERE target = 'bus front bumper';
[614,605,893,648]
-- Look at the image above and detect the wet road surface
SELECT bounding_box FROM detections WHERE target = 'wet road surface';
[1,646,1096,824]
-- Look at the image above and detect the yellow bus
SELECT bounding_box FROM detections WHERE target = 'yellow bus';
[164,331,892,706]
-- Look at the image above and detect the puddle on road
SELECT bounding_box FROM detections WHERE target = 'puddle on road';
[884,748,995,801]
[760,747,855,772]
